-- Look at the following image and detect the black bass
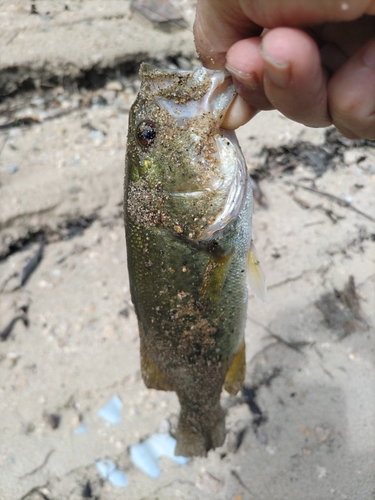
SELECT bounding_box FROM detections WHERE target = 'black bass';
[124,63,265,457]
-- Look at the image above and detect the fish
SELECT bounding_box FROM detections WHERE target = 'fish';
[124,63,265,457]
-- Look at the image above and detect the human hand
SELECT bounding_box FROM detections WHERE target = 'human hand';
[194,0,375,139]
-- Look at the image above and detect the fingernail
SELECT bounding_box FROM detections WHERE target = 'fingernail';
[260,49,290,88]
[225,64,259,91]
[363,43,375,69]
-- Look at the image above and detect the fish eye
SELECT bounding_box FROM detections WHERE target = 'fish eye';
[136,120,157,148]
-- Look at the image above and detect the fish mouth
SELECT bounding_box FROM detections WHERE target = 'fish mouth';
[140,64,236,126]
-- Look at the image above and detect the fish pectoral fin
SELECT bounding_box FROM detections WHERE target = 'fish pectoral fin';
[224,340,245,395]
[199,250,233,305]
[140,342,173,391]
[247,240,266,301]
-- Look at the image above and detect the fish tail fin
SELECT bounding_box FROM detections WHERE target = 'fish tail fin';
[174,404,226,457]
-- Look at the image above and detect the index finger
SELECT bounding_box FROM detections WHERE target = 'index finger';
[194,0,262,68]
[194,0,375,69]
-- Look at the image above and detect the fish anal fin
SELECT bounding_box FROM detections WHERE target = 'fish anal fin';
[247,240,266,302]
[140,342,173,391]
[224,340,245,395]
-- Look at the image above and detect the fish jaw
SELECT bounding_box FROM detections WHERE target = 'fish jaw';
[199,129,248,242]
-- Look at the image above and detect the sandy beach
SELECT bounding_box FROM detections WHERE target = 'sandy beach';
[1,2,374,499]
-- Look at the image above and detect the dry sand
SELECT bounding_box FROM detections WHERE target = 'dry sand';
[0,1,374,499]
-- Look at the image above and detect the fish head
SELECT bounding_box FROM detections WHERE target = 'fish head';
[126,64,248,242]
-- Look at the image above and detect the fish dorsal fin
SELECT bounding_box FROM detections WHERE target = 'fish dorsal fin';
[247,240,266,301]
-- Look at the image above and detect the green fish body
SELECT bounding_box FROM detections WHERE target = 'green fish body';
[124,64,263,457]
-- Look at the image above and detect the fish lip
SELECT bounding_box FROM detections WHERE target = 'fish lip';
[140,62,231,79]
[140,64,236,125]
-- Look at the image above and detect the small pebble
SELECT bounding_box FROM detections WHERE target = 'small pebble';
[316,465,327,479]
[74,423,87,434]
[89,130,104,141]
[98,395,123,424]
[343,150,366,165]
[5,164,19,174]
[101,90,116,103]
[315,425,332,442]
[95,459,127,488]
[176,56,191,70]
[130,433,188,478]
[105,80,123,91]
[91,95,107,107]
[45,413,61,430]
